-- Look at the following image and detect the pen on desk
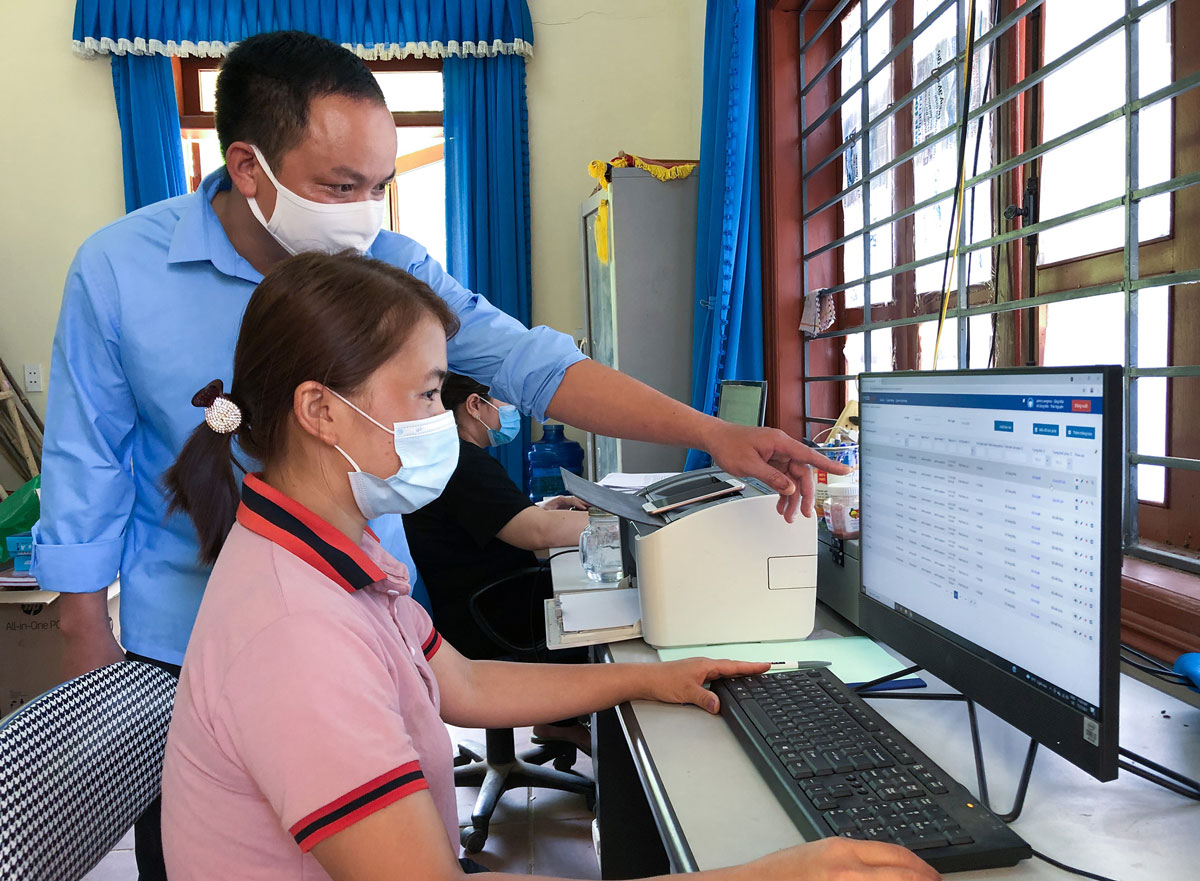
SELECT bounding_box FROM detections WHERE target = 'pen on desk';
[768,660,833,671]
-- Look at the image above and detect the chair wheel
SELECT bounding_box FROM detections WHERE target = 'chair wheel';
[553,753,577,772]
[461,826,488,853]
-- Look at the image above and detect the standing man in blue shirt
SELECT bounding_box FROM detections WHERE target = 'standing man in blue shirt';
[32,29,846,880]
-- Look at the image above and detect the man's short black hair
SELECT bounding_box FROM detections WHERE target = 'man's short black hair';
[215,30,386,165]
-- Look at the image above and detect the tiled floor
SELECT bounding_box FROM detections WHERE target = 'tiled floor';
[82,725,600,880]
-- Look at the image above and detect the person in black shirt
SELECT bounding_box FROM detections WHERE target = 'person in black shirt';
[403,373,590,745]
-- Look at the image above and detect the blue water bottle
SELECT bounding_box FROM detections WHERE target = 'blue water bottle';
[527,424,584,501]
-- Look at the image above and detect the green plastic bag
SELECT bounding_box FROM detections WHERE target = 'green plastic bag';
[0,474,40,565]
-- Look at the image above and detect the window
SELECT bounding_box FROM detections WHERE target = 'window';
[761,0,1200,658]
[173,57,447,266]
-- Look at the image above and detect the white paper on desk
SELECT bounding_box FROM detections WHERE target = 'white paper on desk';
[656,636,904,685]
[560,589,642,632]
[598,472,679,491]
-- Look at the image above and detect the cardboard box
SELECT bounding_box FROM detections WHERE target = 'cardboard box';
[0,580,120,715]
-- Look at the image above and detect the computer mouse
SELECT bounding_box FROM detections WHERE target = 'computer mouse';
[1174,653,1200,694]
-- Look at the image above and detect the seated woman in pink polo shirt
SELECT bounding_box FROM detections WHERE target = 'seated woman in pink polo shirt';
[159,252,938,881]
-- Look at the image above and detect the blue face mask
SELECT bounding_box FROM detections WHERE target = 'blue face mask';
[330,391,460,518]
[477,398,522,446]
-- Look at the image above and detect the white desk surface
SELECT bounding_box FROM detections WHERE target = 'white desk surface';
[550,557,1200,879]
[549,549,618,593]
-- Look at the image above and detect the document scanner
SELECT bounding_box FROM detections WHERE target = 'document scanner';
[561,467,818,648]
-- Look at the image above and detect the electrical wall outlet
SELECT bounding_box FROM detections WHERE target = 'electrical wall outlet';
[23,363,43,393]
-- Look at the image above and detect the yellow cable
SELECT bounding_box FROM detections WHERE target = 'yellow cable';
[932,0,977,367]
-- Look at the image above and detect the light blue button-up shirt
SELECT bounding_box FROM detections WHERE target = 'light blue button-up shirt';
[31,172,585,665]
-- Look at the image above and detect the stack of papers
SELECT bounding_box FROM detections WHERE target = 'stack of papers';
[598,472,679,492]
[560,589,642,632]
[545,588,643,649]
[0,569,37,588]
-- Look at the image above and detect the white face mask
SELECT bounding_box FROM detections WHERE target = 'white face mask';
[329,391,460,518]
[245,145,386,255]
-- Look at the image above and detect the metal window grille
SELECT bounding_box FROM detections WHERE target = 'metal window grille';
[798,0,1200,573]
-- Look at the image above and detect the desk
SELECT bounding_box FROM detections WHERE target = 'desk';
[550,556,1200,879]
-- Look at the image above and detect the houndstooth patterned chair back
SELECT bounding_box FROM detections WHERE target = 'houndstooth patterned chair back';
[0,661,178,881]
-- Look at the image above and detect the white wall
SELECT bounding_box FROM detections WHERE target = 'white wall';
[525,0,707,339]
[0,3,125,414]
[0,2,125,489]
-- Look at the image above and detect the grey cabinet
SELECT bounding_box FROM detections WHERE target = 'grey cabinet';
[579,167,697,478]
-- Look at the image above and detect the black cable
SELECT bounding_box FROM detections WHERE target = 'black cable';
[1120,655,1190,684]
[963,0,999,367]
[1123,749,1200,790]
[932,0,979,360]
[1120,643,1176,672]
[1119,747,1200,800]
[1118,761,1200,801]
[1032,849,1122,881]
[545,548,580,562]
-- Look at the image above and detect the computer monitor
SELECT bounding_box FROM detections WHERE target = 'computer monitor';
[717,380,768,427]
[857,367,1122,781]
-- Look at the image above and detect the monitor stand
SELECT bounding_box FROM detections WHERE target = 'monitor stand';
[854,664,1039,822]
[854,665,1200,817]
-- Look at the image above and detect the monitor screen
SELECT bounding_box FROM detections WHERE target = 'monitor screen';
[717,381,767,427]
[857,367,1121,781]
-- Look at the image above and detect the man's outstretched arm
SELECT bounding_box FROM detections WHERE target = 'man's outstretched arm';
[546,360,851,520]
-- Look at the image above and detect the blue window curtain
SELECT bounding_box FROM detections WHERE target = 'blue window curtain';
[77,0,536,212]
[111,54,187,212]
[443,55,534,488]
[75,0,535,206]
[685,0,765,470]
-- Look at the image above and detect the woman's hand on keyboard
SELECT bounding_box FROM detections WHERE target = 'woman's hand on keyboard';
[748,837,940,881]
[642,658,771,713]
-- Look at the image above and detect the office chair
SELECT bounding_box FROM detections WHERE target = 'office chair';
[0,661,178,881]
[451,565,596,853]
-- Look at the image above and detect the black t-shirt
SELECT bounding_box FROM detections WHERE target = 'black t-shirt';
[403,440,549,659]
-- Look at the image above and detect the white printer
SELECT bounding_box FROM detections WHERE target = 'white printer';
[562,467,818,648]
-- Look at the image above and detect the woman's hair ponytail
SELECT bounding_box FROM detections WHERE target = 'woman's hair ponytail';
[164,380,247,565]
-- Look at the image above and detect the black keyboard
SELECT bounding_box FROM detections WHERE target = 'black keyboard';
[711,668,1031,873]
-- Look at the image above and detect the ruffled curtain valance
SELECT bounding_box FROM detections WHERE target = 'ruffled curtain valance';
[73,0,534,60]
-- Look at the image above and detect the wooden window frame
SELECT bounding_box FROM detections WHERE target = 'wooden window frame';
[174,56,444,129]
[761,0,1200,661]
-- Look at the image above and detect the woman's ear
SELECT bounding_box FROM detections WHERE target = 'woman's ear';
[464,392,485,420]
[293,381,338,444]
